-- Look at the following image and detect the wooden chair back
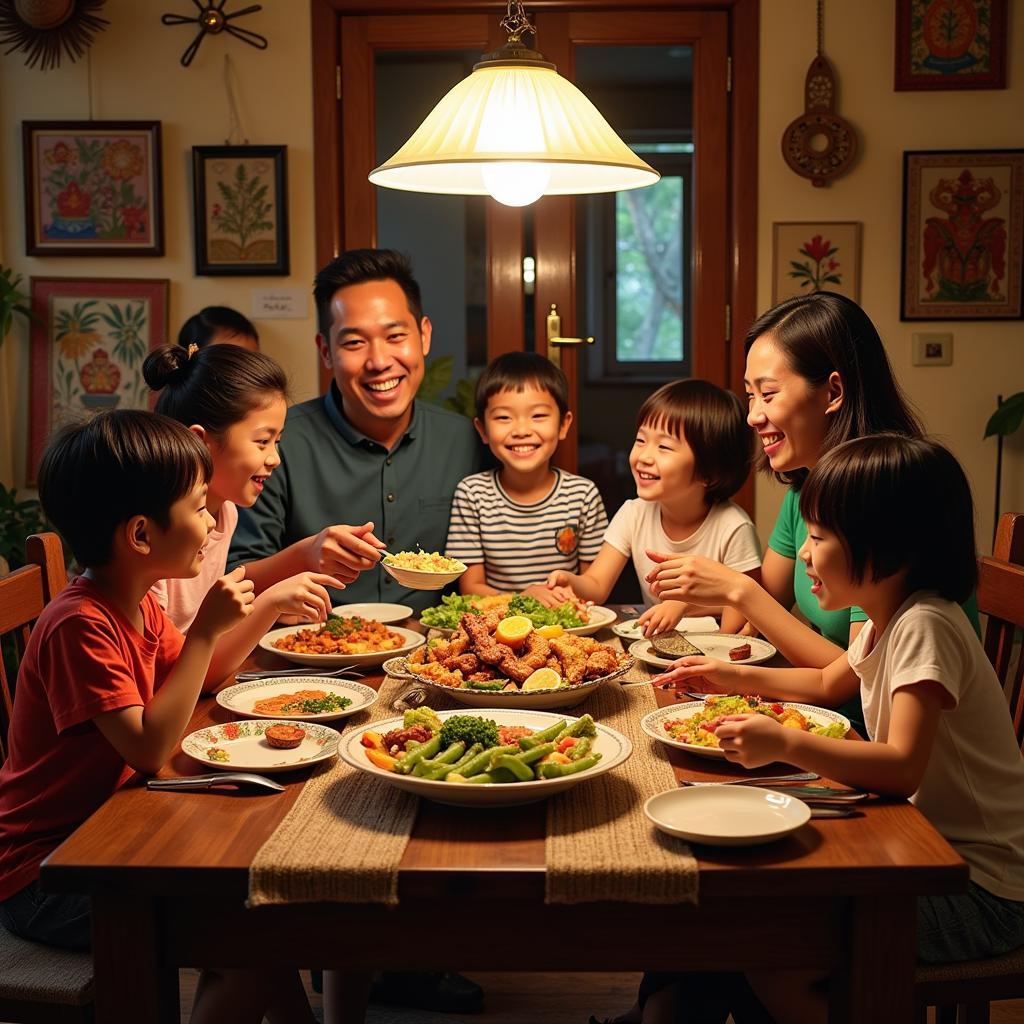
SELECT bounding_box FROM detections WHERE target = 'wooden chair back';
[0,534,67,761]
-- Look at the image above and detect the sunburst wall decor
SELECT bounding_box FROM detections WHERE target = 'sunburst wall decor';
[0,0,109,71]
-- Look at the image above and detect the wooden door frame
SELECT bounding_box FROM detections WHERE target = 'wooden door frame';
[310,0,758,510]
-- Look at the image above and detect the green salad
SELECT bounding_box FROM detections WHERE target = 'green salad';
[419,593,586,631]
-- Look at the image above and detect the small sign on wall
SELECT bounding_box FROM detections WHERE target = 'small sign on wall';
[251,288,308,320]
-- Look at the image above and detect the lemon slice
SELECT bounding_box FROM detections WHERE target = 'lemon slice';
[522,667,564,691]
[495,614,533,647]
[536,624,564,639]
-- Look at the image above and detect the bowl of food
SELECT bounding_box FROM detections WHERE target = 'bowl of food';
[259,616,425,668]
[340,705,632,806]
[641,695,849,760]
[419,593,616,637]
[380,550,467,590]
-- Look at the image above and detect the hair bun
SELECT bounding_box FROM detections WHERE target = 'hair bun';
[142,344,195,391]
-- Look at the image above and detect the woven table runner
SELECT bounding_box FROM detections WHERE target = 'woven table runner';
[248,675,431,908]
[545,680,698,905]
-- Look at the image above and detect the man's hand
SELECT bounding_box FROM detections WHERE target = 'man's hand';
[192,566,255,639]
[309,522,386,582]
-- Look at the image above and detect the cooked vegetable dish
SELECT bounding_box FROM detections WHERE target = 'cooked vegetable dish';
[272,616,406,655]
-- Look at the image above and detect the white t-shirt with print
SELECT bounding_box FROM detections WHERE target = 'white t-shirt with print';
[603,498,761,608]
[849,591,1024,902]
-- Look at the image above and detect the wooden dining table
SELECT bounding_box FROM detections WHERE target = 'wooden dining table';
[41,613,967,1024]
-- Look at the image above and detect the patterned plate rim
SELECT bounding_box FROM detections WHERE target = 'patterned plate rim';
[383,656,635,694]
[180,718,342,767]
[215,677,379,719]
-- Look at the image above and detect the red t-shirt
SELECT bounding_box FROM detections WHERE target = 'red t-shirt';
[0,576,184,902]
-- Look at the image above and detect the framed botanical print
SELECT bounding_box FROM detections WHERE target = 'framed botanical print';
[192,145,289,276]
[772,222,862,305]
[901,150,1024,320]
[28,278,168,481]
[895,0,1007,91]
[23,121,164,256]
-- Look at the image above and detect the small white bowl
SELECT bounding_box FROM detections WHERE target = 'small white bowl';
[644,785,811,846]
[380,558,467,591]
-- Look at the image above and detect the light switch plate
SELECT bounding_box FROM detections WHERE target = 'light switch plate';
[912,332,953,366]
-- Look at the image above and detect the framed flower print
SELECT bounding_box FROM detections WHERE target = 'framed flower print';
[772,222,862,305]
[23,121,164,256]
[28,278,168,482]
[192,145,289,276]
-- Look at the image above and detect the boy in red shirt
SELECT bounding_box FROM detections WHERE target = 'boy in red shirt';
[0,410,315,1024]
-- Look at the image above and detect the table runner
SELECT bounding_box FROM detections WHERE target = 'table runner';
[545,680,699,905]
[248,675,432,907]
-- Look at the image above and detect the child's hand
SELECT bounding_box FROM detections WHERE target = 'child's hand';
[638,600,687,638]
[310,522,386,582]
[645,551,743,606]
[264,572,344,623]
[522,582,574,609]
[652,655,739,694]
[545,570,575,592]
[715,714,788,768]
[192,566,255,639]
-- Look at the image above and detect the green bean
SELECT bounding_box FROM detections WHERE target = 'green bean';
[537,753,602,778]
[394,735,441,774]
[516,742,555,766]
[491,754,534,782]
[459,744,516,778]
[460,767,517,785]
[412,740,466,777]
[518,720,567,749]
[567,736,593,760]
[421,743,482,781]
[554,714,596,742]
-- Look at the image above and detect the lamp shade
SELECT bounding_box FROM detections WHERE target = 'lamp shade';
[369,61,660,207]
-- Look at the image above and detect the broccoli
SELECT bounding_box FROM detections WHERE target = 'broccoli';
[403,707,442,733]
[438,715,500,751]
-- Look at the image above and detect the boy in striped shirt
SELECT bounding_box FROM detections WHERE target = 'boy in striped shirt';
[446,352,607,608]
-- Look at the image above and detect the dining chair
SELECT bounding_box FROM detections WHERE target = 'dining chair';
[915,512,1024,1024]
[0,532,94,1023]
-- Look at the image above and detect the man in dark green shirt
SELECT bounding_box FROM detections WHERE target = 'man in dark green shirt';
[230,249,483,614]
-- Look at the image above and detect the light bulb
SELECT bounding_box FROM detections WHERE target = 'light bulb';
[481,161,552,206]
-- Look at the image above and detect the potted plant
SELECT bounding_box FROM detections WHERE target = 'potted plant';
[0,264,35,347]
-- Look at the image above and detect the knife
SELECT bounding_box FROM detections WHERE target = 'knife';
[147,772,285,793]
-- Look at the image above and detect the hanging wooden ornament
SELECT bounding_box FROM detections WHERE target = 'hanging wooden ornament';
[781,0,858,188]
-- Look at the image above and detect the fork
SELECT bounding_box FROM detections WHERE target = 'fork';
[234,666,366,682]
[681,771,819,787]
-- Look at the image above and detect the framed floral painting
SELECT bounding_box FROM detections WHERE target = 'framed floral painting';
[902,150,1023,320]
[192,145,289,276]
[895,0,1007,91]
[772,222,862,305]
[22,121,163,256]
[28,278,168,482]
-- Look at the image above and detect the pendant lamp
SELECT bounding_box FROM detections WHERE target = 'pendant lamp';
[368,1,659,207]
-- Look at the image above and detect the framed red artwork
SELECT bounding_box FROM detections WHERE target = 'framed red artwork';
[28,278,168,481]
[895,0,1007,91]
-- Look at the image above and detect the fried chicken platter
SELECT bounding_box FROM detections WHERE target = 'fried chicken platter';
[385,611,633,710]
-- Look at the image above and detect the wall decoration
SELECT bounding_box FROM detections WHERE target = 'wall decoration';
[901,150,1023,320]
[780,1,858,188]
[0,0,109,71]
[161,1,267,68]
[895,0,1007,91]
[772,222,861,304]
[23,121,163,257]
[28,277,168,481]
[192,145,288,276]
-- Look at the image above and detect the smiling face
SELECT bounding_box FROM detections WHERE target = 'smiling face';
[474,384,570,477]
[317,279,431,444]
[205,395,287,510]
[149,478,216,579]
[629,420,704,505]
[744,334,842,474]
[797,524,856,611]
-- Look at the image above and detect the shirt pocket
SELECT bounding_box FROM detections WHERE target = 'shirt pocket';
[414,497,455,550]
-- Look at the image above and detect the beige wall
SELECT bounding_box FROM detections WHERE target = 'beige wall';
[2,0,1022,556]
[0,0,320,485]
[757,1,1024,554]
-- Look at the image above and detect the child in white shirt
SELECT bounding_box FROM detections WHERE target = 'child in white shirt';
[548,379,761,636]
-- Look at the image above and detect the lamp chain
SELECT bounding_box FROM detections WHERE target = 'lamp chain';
[500,0,536,45]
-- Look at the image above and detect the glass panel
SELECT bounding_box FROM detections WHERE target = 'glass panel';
[375,51,488,411]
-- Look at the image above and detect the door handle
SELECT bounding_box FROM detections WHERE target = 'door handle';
[546,303,594,369]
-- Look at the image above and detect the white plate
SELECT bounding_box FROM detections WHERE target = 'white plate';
[629,633,777,670]
[644,785,811,846]
[383,657,634,710]
[380,559,467,591]
[340,708,632,806]
[181,719,341,773]
[640,700,851,760]
[419,604,617,638]
[215,676,379,722]
[329,603,413,624]
[612,616,719,641]
[259,624,425,668]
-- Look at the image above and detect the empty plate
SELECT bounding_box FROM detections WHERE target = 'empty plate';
[644,785,811,846]
[330,602,413,624]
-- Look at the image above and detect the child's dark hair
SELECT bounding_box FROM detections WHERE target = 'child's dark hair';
[143,344,289,435]
[38,410,212,568]
[745,292,923,488]
[636,379,751,504]
[474,352,570,420]
[799,434,977,603]
[313,248,423,338]
[177,306,258,349]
